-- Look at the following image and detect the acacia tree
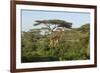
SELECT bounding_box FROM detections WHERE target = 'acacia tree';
[34,19,72,33]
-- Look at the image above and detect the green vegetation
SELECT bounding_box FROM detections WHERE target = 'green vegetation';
[21,19,90,63]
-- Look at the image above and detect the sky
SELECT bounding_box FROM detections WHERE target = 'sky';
[21,9,90,31]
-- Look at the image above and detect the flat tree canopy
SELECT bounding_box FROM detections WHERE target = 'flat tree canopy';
[34,19,72,32]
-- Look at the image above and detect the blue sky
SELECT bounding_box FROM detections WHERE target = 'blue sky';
[21,9,90,31]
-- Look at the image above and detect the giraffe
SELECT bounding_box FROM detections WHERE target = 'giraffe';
[49,27,65,47]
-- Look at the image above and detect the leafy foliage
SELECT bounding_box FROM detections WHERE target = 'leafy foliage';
[21,20,90,63]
